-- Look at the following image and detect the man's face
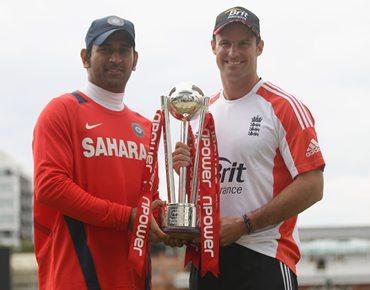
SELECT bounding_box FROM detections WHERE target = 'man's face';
[81,30,138,93]
[212,22,263,83]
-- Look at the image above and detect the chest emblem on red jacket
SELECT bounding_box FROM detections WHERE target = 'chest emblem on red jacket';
[132,123,144,138]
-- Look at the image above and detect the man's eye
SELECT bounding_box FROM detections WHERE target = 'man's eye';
[120,47,131,54]
[100,47,111,53]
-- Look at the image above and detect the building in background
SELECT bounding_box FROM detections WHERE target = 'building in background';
[0,151,33,247]
[298,226,370,290]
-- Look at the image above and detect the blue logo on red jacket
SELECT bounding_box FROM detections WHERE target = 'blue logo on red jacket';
[132,123,144,138]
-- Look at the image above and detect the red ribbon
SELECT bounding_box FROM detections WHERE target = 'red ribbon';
[185,113,220,277]
[186,126,196,202]
[128,110,163,277]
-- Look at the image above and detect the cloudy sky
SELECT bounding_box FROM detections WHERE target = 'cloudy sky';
[1,0,369,227]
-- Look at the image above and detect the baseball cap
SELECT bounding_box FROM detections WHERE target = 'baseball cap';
[213,7,260,38]
[85,15,135,49]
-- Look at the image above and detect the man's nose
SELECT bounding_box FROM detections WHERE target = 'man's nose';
[109,51,123,63]
[228,44,240,57]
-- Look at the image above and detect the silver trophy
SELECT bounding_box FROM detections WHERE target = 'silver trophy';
[161,82,210,240]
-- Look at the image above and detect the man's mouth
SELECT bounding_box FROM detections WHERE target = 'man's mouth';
[106,67,124,73]
[224,60,243,65]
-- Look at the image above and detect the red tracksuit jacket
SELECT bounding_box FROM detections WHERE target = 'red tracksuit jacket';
[33,91,159,290]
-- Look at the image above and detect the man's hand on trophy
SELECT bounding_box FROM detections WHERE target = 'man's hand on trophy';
[189,237,200,246]
[128,200,168,244]
[149,217,168,243]
[149,200,168,243]
[172,142,192,174]
[163,237,185,248]
[219,216,247,246]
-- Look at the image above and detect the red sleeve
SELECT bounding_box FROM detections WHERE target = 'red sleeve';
[258,83,325,178]
[33,98,132,230]
[277,102,325,178]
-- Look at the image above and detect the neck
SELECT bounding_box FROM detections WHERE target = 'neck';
[80,81,125,111]
[222,74,260,100]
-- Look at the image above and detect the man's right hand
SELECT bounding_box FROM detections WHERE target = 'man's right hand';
[172,142,192,174]
[129,200,168,243]
[150,200,169,243]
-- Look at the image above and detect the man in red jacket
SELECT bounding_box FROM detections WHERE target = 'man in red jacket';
[33,15,166,290]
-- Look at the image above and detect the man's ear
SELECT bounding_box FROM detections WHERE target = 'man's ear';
[211,39,217,55]
[81,49,90,68]
[132,51,138,71]
[257,39,264,56]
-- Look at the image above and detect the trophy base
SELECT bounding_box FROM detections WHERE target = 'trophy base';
[162,226,199,240]
[161,203,199,240]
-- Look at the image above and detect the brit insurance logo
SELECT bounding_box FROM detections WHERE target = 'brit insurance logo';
[132,123,144,138]
[228,8,249,20]
[248,115,263,136]
[219,157,247,195]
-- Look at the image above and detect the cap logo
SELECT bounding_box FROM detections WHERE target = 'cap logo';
[228,9,248,20]
[107,16,125,27]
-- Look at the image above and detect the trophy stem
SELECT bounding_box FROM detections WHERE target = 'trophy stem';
[178,120,189,204]
[161,95,176,204]
[190,97,210,204]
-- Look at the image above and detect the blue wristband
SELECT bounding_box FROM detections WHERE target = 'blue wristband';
[242,214,252,234]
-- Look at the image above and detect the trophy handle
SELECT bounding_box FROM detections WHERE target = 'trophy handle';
[161,95,176,204]
[190,97,210,204]
[178,120,189,204]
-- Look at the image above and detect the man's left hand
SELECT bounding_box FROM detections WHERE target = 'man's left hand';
[219,216,247,246]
